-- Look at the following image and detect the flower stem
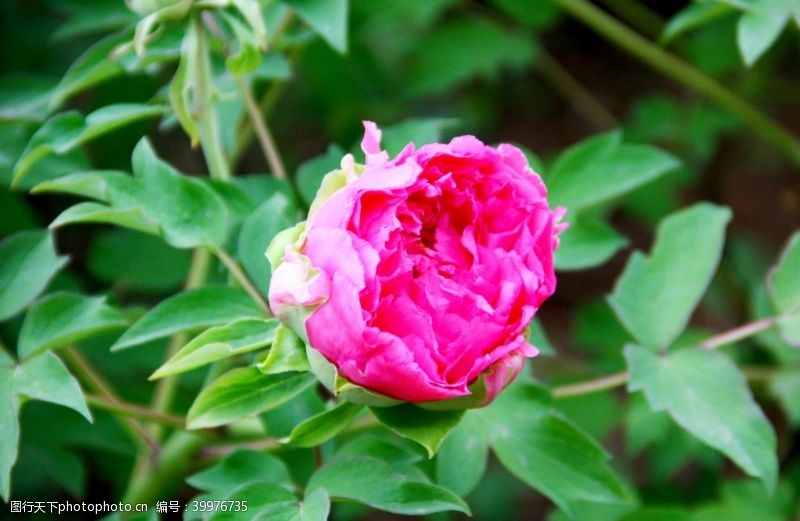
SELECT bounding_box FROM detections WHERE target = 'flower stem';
[213,247,272,315]
[85,394,186,429]
[555,0,800,167]
[553,371,629,398]
[236,76,287,180]
[700,316,776,350]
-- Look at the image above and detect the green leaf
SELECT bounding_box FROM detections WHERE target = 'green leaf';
[608,203,731,350]
[478,383,629,515]
[490,0,561,30]
[12,104,164,186]
[288,401,363,448]
[768,231,800,345]
[50,32,127,107]
[380,118,454,156]
[0,361,19,501]
[18,292,126,359]
[14,352,92,422]
[435,413,489,497]
[0,229,68,321]
[50,201,160,235]
[205,483,329,521]
[187,449,293,494]
[152,318,279,379]
[237,194,295,297]
[187,368,315,429]
[548,131,680,212]
[282,0,349,53]
[370,404,463,457]
[258,324,310,374]
[737,0,792,66]
[32,170,130,201]
[87,229,191,294]
[555,218,628,271]
[410,18,536,96]
[770,371,800,427]
[625,344,777,491]
[112,286,265,351]
[0,74,56,123]
[296,145,345,207]
[308,455,470,515]
[661,2,734,45]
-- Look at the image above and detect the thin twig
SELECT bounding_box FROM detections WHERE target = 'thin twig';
[85,394,186,429]
[236,76,287,180]
[213,247,272,316]
[552,371,629,398]
[700,317,776,350]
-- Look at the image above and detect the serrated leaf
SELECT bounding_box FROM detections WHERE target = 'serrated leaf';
[13,352,92,422]
[50,201,160,235]
[625,344,777,491]
[478,383,629,515]
[283,0,349,53]
[288,401,363,448]
[112,286,265,351]
[370,404,463,458]
[187,449,293,494]
[12,104,163,186]
[18,292,127,360]
[768,231,800,345]
[548,131,680,212]
[308,455,470,516]
[237,194,295,297]
[608,203,731,350]
[187,369,315,429]
[0,361,19,501]
[0,230,69,321]
[258,324,310,374]
[435,413,489,497]
[555,217,628,271]
[152,318,279,379]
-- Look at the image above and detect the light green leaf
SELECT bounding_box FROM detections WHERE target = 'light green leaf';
[237,194,295,297]
[0,360,19,501]
[152,318,278,379]
[282,0,349,53]
[32,170,130,201]
[258,324,310,374]
[18,292,126,360]
[288,401,363,448]
[187,368,315,429]
[370,404,463,458]
[50,201,160,235]
[205,483,329,521]
[555,218,628,271]
[222,12,263,75]
[548,131,680,212]
[478,383,629,515]
[112,286,265,351]
[608,203,731,350]
[14,352,92,422]
[187,449,293,494]
[308,455,470,515]
[435,413,489,497]
[770,371,800,427]
[0,230,68,321]
[625,344,777,491]
[12,104,164,186]
[768,231,800,345]
[737,0,791,66]
[661,2,734,44]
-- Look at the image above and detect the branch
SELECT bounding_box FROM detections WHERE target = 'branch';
[236,76,288,180]
[213,247,272,316]
[86,394,186,429]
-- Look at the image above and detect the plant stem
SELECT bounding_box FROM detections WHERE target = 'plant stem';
[62,348,157,452]
[552,317,780,398]
[236,76,287,180]
[213,247,272,315]
[599,0,663,38]
[536,48,617,129]
[85,394,186,429]
[555,0,800,167]
[193,15,230,181]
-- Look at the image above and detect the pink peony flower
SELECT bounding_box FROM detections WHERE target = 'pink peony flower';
[268,121,564,406]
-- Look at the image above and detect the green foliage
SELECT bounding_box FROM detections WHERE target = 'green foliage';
[370,404,464,458]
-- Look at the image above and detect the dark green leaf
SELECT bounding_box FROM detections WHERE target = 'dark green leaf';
[608,203,731,350]
[18,292,126,359]
[370,404,463,457]
[50,32,127,107]
[626,344,777,491]
[282,0,349,53]
[187,369,315,429]
[295,145,344,207]
[0,230,68,321]
[112,286,265,351]
[187,449,293,494]
[288,401,363,448]
[435,413,489,497]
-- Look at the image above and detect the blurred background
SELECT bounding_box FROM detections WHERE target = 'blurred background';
[1,0,799,519]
